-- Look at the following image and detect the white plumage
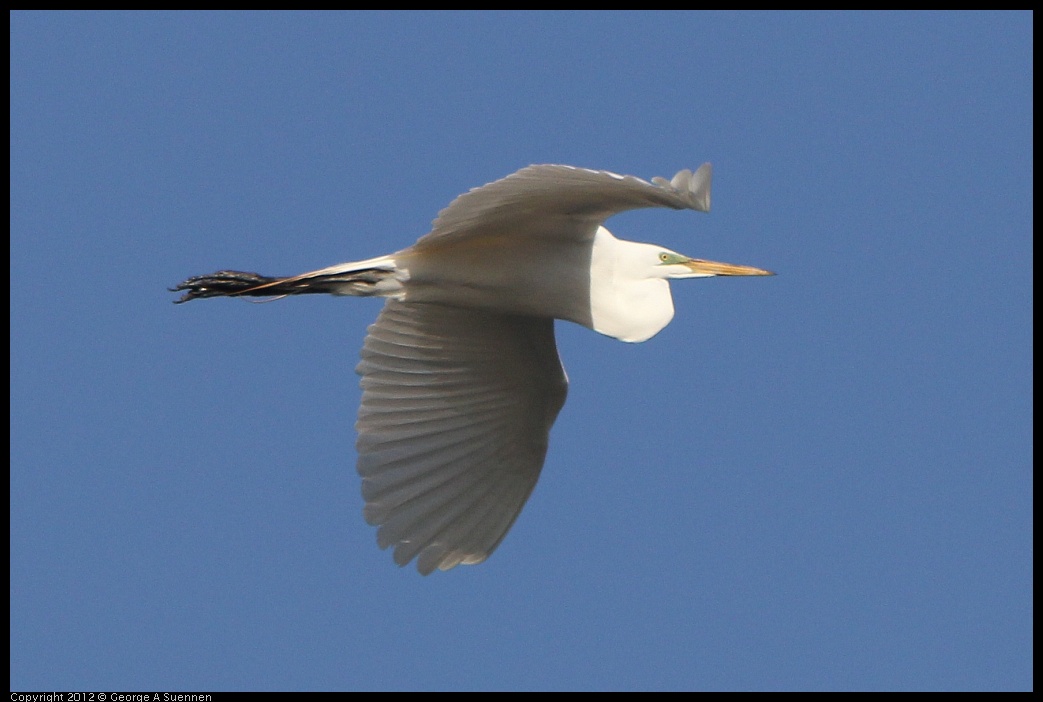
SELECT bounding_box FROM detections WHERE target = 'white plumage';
[173,163,772,574]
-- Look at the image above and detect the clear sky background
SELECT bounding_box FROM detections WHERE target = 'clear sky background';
[10,11,1031,692]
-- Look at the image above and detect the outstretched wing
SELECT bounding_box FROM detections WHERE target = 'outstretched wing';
[355,300,568,574]
[413,163,712,249]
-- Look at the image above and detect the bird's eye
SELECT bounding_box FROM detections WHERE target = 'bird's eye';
[659,252,670,262]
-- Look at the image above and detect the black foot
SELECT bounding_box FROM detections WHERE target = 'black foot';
[170,270,281,303]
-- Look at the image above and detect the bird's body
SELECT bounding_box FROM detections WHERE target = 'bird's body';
[173,163,772,574]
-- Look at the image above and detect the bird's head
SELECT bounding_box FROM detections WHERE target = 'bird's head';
[654,249,775,279]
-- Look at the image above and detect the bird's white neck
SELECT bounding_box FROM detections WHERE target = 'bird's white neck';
[588,227,675,343]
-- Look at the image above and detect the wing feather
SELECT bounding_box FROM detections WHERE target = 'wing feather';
[414,163,712,249]
[356,300,568,574]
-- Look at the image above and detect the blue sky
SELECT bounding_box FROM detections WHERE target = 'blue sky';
[10,11,1031,692]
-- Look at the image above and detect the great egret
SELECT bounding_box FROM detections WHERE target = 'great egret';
[172,163,773,574]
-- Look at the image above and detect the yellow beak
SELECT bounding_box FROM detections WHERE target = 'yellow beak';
[683,258,775,276]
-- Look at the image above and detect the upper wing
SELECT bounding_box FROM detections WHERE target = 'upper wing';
[412,163,712,250]
[355,300,568,574]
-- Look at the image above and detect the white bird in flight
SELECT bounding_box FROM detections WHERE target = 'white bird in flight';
[173,163,773,574]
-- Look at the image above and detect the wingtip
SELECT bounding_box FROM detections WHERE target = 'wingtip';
[662,163,711,212]
[687,162,712,212]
